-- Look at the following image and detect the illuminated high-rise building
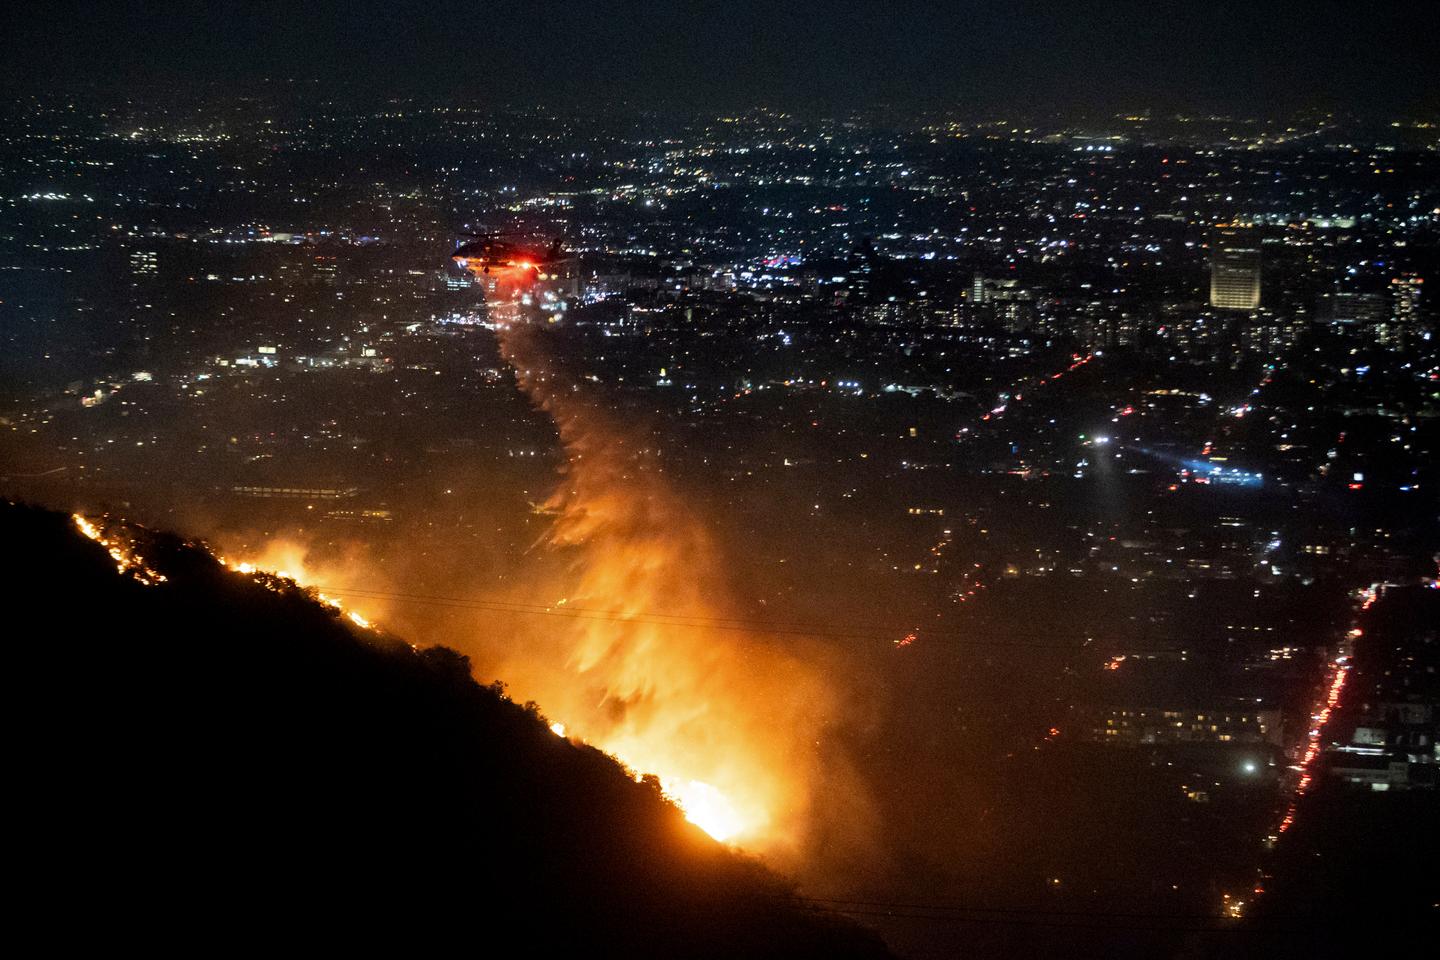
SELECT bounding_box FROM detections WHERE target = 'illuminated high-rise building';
[1370,273,1426,349]
[1209,227,1262,311]
[1323,291,1386,326]
[129,250,158,276]
[1391,273,1423,328]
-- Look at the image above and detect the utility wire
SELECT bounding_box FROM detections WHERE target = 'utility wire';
[789,895,1401,932]
[307,581,1211,651]
[793,903,1281,933]
[790,895,1246,921]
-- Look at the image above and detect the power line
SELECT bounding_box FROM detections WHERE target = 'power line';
[225,570,1377,936]
[306,581,1206,652]
[767,891,1371,931]
[793,903,1281,934]
[791,895,1242,922]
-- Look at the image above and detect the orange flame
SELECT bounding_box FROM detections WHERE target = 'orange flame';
[471,291,859,854]
[215,539,389,635]
[213,271,874,861]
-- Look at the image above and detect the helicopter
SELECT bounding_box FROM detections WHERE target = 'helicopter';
[451,232,566,275]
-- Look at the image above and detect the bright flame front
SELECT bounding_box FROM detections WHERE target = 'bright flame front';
[464,291,849,860]
[664,778,747,843]
[207,280,863,862]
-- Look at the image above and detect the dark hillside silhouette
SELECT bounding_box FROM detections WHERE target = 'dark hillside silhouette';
[2,502,888,957]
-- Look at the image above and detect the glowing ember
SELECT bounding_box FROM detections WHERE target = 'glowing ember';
[72,513,167,585]
[215,549,383,635]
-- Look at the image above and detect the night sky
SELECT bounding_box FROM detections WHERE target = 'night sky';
[4,1,1437,115]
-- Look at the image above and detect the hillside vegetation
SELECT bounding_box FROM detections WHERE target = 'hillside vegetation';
[3,502,887,957]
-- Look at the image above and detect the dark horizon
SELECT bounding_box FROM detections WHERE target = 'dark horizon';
[4,0,1437,119]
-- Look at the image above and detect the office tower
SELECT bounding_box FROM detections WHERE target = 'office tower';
[1209,227,1262,311]
[1391,273,1422,328]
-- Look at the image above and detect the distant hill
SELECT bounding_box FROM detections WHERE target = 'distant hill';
[3,502,889,957]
